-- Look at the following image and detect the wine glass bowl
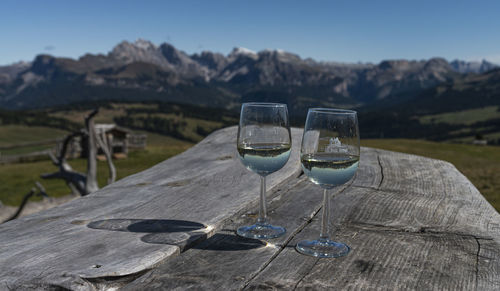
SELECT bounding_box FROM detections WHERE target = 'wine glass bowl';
[296,108,360,258]
[236,103,292,239]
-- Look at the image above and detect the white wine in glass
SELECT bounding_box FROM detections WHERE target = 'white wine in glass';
[236,103,291,239]
[297,108,360,258]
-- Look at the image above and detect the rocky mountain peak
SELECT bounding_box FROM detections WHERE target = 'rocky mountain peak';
[191,51,228,71]
[31,55,57,75]
[423,58,452,74]
[425,57,450,67]
[258,49,302,63]
[133,38,157,51]
[378,60,413,71]
[0,61,31,85]
[159,43,189,66]
[228,47,258,60]
[109,40,171,69]
[450,59,498,74]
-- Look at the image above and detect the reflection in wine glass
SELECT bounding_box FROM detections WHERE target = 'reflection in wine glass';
[236,103,291,239]
[296,108,360,258]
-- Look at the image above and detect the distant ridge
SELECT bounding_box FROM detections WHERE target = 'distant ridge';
[0,39,498,111]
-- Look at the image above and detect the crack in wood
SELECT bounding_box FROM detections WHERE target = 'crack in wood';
[376,152,384,189]
[226,175,307,229]
[292,257,319,290]
[352,183,464,199]
[239,204,323,291]
[121,175,310,291]
[475,236,481,290]
[238,184,321,290]
[349,221,494,241]
[240,181,355,290]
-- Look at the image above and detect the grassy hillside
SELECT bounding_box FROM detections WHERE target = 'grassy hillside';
[419,106,500,126]
[0,102,235,206]
[0,125,68,155]
[0,125,68,147]
[0,131,192,206]
[49,102,238,143]
[359,70,500,143]
[362,139,500,212]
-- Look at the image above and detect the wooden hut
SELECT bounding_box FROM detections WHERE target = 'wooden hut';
[59,124,146,159]
[94,124,130,158]
[81,124,147,159]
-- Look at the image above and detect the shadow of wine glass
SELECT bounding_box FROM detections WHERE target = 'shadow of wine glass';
[141,233,265,252]
[191,233,266,251]
[87,219,206,233]
[87,219,207,251]
[87,220,266,252]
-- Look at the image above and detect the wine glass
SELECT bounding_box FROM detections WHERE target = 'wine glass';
[236,102,292,239]
[296,108,360,258]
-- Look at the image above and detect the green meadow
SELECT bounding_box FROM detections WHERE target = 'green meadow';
[1,122,499,214]
[0,130,192,206]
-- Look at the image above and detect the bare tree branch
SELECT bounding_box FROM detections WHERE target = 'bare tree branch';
[4,188,35,223]
[66,182,80,196]
[42,170,87,195]
[48,151,59,165]
[85,109,99,194]
[3,182,49,223]
[58,131,82,169]
[96,132,116,184]
[41,108,118,196]
[35,181,48,198]
[42,110,97,196]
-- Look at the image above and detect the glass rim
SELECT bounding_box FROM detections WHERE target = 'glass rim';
[242,102,287,107]
[308,108,357,115]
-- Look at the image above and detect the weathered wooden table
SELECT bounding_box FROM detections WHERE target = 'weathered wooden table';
[1,127,499,290]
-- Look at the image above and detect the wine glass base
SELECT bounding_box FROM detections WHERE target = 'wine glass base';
[296,239,350,258]
[237,223,286,239]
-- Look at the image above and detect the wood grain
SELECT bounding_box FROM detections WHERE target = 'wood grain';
[126,147,500,291]
[1,127,499,290]
[0,126,302,290]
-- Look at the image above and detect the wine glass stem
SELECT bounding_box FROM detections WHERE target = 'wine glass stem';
[319,189,330,242]
[257,175,268,225]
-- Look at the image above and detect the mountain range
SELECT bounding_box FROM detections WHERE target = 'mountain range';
[0,39,498,115]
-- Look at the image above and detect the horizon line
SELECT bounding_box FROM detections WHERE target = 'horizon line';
[1,38,499,66]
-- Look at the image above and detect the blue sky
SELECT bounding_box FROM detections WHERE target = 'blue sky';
[1,0,499,65]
